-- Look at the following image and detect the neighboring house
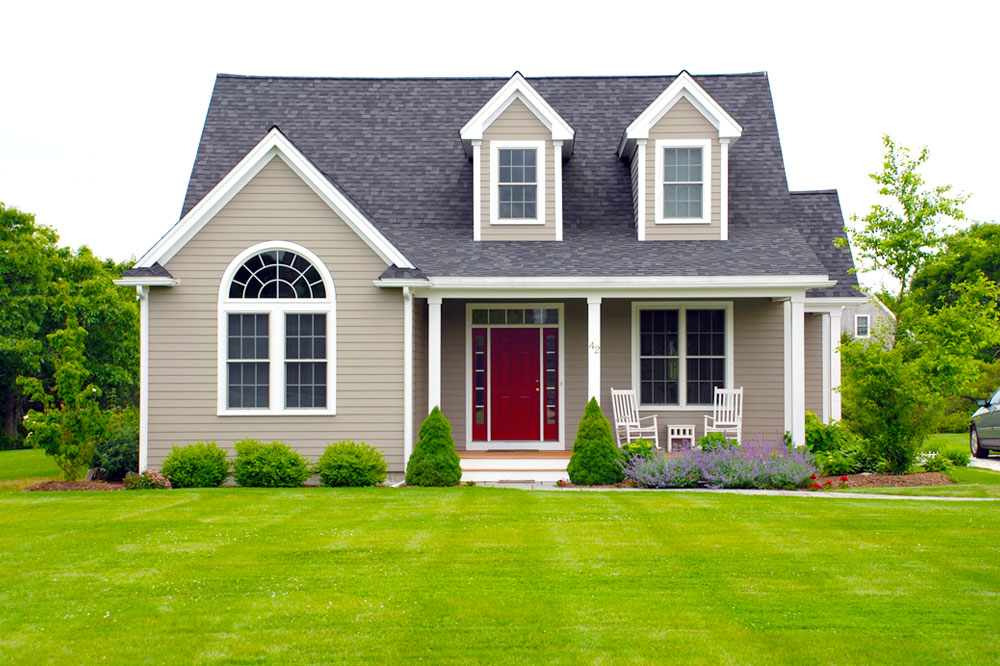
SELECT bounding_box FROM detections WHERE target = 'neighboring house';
[117,71,865,481]
[842,293,896,342]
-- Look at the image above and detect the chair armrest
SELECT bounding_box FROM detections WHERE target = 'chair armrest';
[636,415,658,425]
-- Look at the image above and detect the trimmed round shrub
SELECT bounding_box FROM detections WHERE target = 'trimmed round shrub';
[232,439,312,488]
[122,469,171,490]
[405,406,462,487]
[567,398,624,486]
[93,408,139,482]
[317,440,387,487]
[161,441,230,488]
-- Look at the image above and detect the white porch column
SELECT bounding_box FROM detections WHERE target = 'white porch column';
[137,286,149,473]
[821,312,832,424]
[428,295,442,413]
[829,308,843,421]
[790,297,806,446]
[403,288,414,466]
[587,296,602,404]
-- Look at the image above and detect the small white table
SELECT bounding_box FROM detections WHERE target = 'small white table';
[667,425,696,452]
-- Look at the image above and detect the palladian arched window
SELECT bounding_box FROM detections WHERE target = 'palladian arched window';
[217,243,336,415]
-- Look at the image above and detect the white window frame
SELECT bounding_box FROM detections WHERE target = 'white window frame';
[855,314,870,339]
[654,138,712,225]
[631,301,734,410]
[217,241,336,416]
[490,140,546,226]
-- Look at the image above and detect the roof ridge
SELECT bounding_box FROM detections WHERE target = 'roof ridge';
[214,72,768,82]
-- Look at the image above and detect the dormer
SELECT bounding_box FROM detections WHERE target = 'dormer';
[461,73,574,241]
[619,72,742,241]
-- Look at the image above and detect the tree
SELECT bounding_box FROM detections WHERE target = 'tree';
[911,223,1000,312]
[17,317,110,480]
[843,136,968,294]
[405,406,462,487]
[0,203,138,444]
[566,398,624,485]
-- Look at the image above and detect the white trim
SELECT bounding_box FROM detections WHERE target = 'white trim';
[215,241,337,417]
[489,140,546,226]
[394,274,834,289]
[630,301,734,410]
[460,73,574,152]
[720,138,730,241]
[783,300,792,435]
[654,138,712,226]
[464,303,566,449]
[428,296,442,413]
[135,128,412,270]
[821,312,831,424]
[805,296,868,306]
[791,298,806,446]
[137,286,149,472]
[553,140,563,241]
[619,71,742,157]
[588,296,602,404]
[830,309,843,421]
[403,287,414,468]
[114,276,177,288]
[855,314,871,339]
[472,140,482,241]
[635,140,647,240]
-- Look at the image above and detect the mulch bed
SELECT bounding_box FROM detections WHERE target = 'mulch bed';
[22,480,123,492]
[814,472,953,489]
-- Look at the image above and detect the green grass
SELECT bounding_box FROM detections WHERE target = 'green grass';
[923,432,974,458]
[846,466,1000,498]
[1,482,999,664]
[0,447,60,482]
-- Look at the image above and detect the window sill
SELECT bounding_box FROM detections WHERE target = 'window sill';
[638,404,715,412]
[216,408,337,417]
[654,218,712,225]
[490,219,546,226]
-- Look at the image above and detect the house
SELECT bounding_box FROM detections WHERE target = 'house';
[842,293,896,342]
[116,71,865,481]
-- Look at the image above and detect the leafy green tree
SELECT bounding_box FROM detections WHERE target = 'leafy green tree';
[842,136,968,294]
[911,223,1000,312]
[0,203,138,443]
[406,407,462,487]
[567,398,624,485]
[17,317,110,480]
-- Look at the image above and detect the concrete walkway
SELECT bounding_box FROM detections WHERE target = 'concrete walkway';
[970,457,1000,472]
[479,482,1000,501]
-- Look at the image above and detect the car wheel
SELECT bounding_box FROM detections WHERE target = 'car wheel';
[971,427,989,459]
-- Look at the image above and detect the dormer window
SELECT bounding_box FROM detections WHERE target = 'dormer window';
[490,140,546,225]
[655,139,711,225]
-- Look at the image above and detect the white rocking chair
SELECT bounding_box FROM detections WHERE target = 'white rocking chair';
[703,387,743,444]
[610,388,659,448]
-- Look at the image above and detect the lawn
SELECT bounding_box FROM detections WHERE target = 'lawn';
[1,472,999,664]
[923,432,975,458]
[0,447,60,482]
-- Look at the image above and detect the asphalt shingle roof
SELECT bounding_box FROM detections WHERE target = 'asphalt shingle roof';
[176,73,856,292]
[121,262,173,279]
[790,190,861,298]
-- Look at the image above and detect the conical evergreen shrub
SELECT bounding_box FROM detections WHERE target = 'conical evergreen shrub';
[405,406,462,487]
[567,398,625,485]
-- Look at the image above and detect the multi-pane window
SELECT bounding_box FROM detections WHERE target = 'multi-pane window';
[663,147,703,219]
[638,307,726,406]
[221,246,332,414]
[498,148,537,219]
[855,315,870,338]
[285,314,327,409]
[227,314,270,409]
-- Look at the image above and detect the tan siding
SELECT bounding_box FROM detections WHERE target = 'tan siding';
[440,300,467,448]
[644,97,721,241]
[804,313,824,420]
[148,157,405,471]
[480,99,556,241]
[412,297,428,443]
[562,300,588,448]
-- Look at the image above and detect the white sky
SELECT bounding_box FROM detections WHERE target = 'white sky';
[3,0,997,290]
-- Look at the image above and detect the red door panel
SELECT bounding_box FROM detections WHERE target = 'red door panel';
[491,328,540,440]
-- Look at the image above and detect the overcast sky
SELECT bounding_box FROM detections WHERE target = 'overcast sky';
[3,1,996,290]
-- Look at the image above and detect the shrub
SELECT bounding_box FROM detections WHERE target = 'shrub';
[317,440,387,487]
[0,431,24,451]
[232,439,312,488]
[944,448,970,467]
[699,440,815,490]
[804,410,864,453]
[624,451,700,488]
[161,441,230,488]
[620,438,654,460]
[916,451,952,473]
[567,398,624,486]
[93,408,139,482]
[698,432,738,453]
[122,469,171,490]
[405,407,462,487]
[813,448,863,476]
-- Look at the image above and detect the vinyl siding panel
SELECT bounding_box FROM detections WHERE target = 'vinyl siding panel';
[148,156,406,470]
[412,297,428,441]
[644,97,722,241]
[805,313,824,421]
[480,99,557,241]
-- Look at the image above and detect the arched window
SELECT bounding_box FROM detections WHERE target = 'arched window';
[217,242,336,415]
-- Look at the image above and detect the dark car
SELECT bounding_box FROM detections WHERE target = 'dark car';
[970,388,1000,458]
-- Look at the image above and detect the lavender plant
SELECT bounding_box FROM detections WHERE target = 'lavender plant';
[624,451,700,488]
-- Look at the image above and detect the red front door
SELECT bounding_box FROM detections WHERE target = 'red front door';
[490,328,540,440]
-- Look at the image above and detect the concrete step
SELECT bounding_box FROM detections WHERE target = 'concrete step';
[462,469,567,483]
[460,457,570,471]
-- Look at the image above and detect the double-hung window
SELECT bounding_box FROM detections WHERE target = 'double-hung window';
[655,138,712,225]
[491,140,545,224]
[219,243,335,415]
[855,314,870,339]
[634,303,731,407]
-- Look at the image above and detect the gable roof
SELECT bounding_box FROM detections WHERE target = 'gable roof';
[172,72,848,288]
[789,190,861,298]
